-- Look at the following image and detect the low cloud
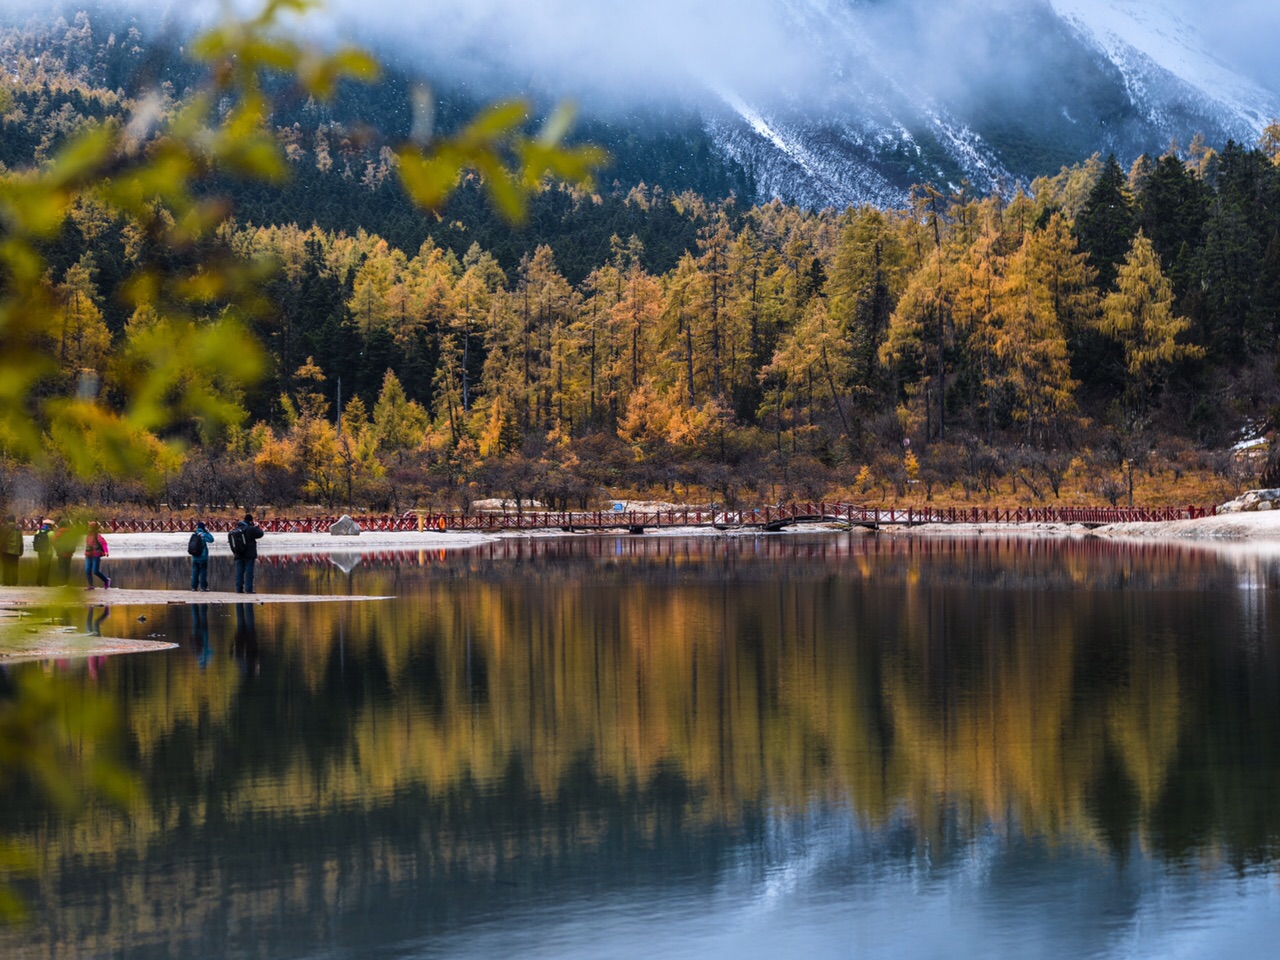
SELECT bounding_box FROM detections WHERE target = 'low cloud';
[322,0,1279,113]
[341,0,825,104]
[1192,1,1280,91]
[16,2,1277,117]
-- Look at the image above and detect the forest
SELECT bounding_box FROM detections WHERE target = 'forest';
[3,9,1280,515]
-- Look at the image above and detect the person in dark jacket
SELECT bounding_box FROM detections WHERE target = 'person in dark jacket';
[230,513,265,594]
[52,520,80,586]
[190,521,215,591]
[0,514,23,586]
[33,518,54,586]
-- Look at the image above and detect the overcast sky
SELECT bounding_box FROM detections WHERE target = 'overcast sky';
[314,0,1280,98]
[1196,0,1280,90]
[7,1,1278,106]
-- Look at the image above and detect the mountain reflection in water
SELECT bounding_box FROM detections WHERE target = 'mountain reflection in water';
[1,534,1277,958]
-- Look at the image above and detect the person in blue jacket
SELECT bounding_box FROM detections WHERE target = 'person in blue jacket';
[189,521,215,591]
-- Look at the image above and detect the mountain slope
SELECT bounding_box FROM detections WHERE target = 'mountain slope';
[696,0,1279,207]
[5,1,1276,211]
[1051,0,1278,134]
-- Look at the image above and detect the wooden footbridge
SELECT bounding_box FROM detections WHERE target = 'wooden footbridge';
[31,502,1215,536]
[425,502,1213,533]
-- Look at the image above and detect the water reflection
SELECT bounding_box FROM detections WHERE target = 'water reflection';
[232,602,259,675]
[1,535,1278,958]
[84,604,109,637]
[190,603,212,669]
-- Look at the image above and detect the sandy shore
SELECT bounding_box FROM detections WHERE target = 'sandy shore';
[7,510,1280,662]
[890,509,1280,548]
[16,509,1280,561]
[0,534,411,660]
[0,586,393,608]
[0,586,393,661]
[1094,510,1280,542]
[87,529,495,559]
[0,627,178,663]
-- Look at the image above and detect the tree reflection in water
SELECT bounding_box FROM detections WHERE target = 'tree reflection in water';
[1,535,1277,957]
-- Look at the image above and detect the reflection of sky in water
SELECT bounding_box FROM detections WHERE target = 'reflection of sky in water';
[410,812,1280,960]
[1222,553,1280,656]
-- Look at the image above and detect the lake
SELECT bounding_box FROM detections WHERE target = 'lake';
[1,533,1278,958]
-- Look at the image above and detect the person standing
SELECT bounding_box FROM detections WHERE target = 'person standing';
[229,513,264,594]
[52,520,80,586]
[33,518,54,586]
[84,521,110,590]
[189,521,214,591]
[0,514,23,586]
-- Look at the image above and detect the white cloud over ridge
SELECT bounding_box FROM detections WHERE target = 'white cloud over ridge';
[10,1,1277,114]
[321,0,1280,102]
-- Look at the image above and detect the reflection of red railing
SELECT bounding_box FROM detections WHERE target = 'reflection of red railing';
[248,531,1238,570]
[18,502,1215,534]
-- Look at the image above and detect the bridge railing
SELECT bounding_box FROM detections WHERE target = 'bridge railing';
[14,514,424,534]
[15,501,1215,534]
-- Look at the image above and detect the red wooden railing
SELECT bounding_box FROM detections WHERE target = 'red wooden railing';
[15,502,1215,534]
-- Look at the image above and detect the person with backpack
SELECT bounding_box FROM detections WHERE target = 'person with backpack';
[0,514,22,586]
[229,513,264,594]
[52,520,80,586]
[33,518,54,586]
[84,521,110,590]
[188,521,215,591]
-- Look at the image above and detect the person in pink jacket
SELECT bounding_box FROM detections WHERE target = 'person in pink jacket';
[84,521,111,590]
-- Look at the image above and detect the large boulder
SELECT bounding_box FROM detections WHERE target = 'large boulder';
[329,514,362,536]
[1218,489,1280,513]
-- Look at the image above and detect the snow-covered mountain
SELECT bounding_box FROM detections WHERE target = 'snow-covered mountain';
[354,0,1280,207]
[1051,0,1277,134]
[695,0,1280,207]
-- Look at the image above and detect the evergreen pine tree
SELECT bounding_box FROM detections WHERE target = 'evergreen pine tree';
[1134,154,1207,299]
[1197,201,1262,360]
[1074,154,1136,290]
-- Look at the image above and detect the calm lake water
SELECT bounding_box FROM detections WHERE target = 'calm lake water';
[2,534,1279,958]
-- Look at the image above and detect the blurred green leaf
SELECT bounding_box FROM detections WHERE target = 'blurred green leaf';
[520,142,609,188]
[44,126,116,189]
[462,99,530,141]
[0,0,606,926]
[396,148,462,210]
[1,0,603,917]
[330,47,381,83]
[539,102,577,146]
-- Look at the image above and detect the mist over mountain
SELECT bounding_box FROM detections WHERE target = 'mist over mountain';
[338,0,1280,207]
[7,0,1279,207]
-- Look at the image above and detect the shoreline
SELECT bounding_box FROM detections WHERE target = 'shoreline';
[893,509,1280,548]
[11,509,1280,562]
[7,512,1280,662]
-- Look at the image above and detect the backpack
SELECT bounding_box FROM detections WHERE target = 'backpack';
[33,529,50,555]
[187,531,205,557]
[228,528,248,558]
[53,528,76,556]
